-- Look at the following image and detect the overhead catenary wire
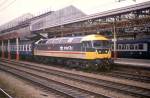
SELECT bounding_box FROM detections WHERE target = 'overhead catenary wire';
[0,0,17,12]
[0,0,9,8]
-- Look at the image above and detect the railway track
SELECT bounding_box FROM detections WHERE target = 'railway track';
[0,59,150,98]
[0,60,112,98]
[0,88,12,98]
[2,58,150,83]
[101,69,150,83]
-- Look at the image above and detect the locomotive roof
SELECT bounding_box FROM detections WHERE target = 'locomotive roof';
[81,34,108,41]
[37,34,108,44]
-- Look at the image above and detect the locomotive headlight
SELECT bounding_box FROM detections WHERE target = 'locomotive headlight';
[99,50,101,53]
[96,50,101,53]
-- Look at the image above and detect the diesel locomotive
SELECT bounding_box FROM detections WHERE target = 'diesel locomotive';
[34,34,113,69]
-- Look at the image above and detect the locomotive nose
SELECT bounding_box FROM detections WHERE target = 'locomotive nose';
[96,49,111,59]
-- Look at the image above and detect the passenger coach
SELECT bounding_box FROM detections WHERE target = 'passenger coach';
[111,38,150,59]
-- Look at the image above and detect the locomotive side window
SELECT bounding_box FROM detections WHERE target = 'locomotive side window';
[82,41,92,52]
[53,39,60,44]
[85,41,92,48]
[61,39,68,44]
[72,38,82,43]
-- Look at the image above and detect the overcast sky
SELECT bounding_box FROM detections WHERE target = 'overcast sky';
[0,0,149,25]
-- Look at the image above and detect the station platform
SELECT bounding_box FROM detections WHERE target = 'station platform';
[114,58,150,68]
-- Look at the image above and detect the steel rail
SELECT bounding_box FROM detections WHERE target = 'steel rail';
[0,62,110,98]
[0,88,13,98]
[1,59,150,98]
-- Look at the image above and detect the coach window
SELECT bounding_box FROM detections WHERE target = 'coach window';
[130,44,134,50]
[19,45,21,51]
[122,44,126,50]
[139,44,143,50]
[135,44,138,50]
[26,45,28,51]
[11,45,13,51]
[118,44,122,50]
[12,45,16,51]
[21,45,23,51]
[29,45,31,51]
[27,45,29,51]
[126,44,129,50]
[111,45,114,50]
[22,45,24,51]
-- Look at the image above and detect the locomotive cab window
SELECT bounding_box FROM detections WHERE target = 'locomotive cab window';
[93,40,110,47]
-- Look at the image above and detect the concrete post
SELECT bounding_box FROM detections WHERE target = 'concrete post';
[1,40,4,58]
[16,38,19,60]
[8,40,11,59]
[113,17,117,59]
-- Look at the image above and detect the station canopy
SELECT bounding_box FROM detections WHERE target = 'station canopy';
[30,5,86,31]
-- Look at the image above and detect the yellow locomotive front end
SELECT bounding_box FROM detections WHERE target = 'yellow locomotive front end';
[81,35,113,69]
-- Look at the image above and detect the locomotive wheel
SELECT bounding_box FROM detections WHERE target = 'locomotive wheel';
[85,62,98,70]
